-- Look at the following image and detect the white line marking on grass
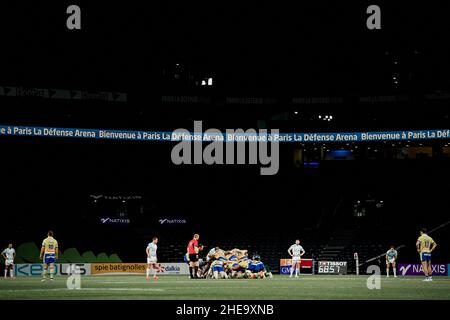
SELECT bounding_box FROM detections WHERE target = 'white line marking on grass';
[83,288,165,291]
[1,288,165,292]
[161,286,334,290]
[94,281,145,284]
[92,280,252,285]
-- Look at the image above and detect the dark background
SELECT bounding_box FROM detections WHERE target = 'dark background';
[0,1,449,270]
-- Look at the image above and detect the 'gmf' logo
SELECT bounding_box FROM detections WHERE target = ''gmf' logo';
[281,266,291,274]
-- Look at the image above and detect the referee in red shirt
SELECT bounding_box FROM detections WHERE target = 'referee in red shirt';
[187,234,200,279]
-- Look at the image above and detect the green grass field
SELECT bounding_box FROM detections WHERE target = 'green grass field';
[1,275,449,300]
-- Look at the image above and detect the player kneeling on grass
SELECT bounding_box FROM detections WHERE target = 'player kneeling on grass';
[2,243,16,279]
[247,255,271,279]
[40,231,58,281]
[211,260,228,279]
[235,257,251,279]
[385,245,398,278]
[226,260,241,278]
[146,237,161,280]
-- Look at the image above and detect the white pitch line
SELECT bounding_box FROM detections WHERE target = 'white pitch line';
[87,278,363,283]
[92,281,146,284]
[83,288,165,291]
[91,280,252,284]
[1,288,165,292]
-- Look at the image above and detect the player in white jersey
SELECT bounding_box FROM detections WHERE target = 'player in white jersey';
[385,245,398,278]
[146,237,161,280]
[288,239,305,278]
[206,247,219,262]
[2,244,16,279]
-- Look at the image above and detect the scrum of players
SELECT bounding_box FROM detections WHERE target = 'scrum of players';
[186,246,273,279]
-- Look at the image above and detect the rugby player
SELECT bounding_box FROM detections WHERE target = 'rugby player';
[202,246,220,276]
[2,243,15,279]
[385,245,398,278]
[146,237,160,280]
[416,228,437,281]
[231,248,248,260]
[39,231,58,281]
[288,239,305,278]
[226,260,240,278]
[235,256,252,279]
[224,250,238,261]
[247,255,266,279]
[214,249,227,263]
[206,247,220,262]
[211,259,228,279]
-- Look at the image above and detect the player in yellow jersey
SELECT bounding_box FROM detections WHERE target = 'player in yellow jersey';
[416,228,437,282]
[210,259,228,279]
[236,257,251,278]
[39,231,59,281]
[232,248,248,260]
